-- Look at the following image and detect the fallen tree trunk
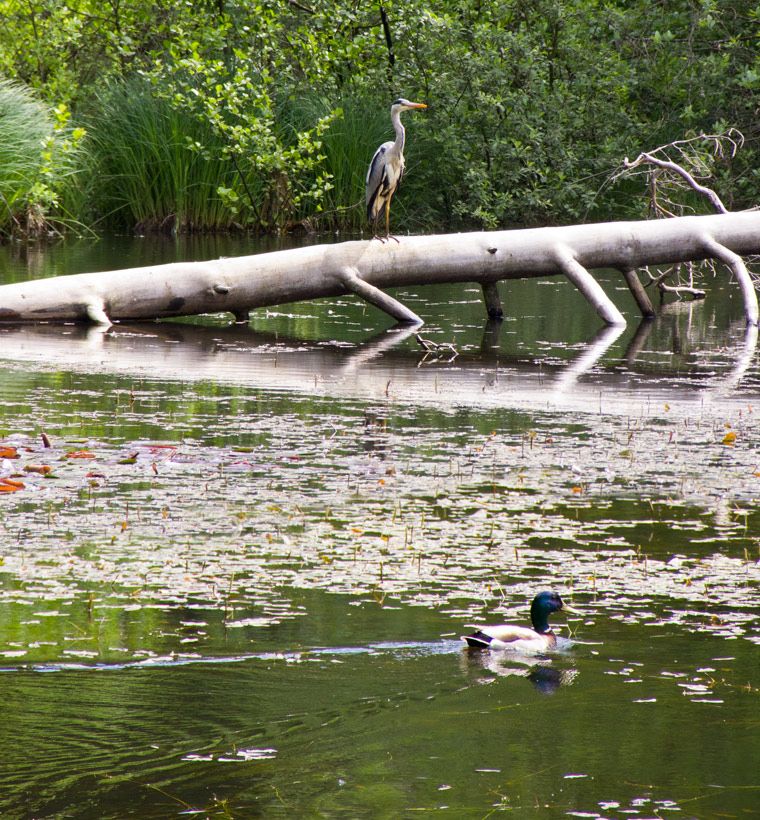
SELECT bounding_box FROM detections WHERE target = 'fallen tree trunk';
[1,212,758,328]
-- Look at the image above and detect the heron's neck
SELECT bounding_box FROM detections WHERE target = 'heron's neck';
[391,108,406,156]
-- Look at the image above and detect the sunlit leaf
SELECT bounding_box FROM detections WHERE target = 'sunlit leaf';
[23,464,51,475]
[0,478,24,492]
[0,446,19,459]
[722,431,737,445]
[66,450,96,459]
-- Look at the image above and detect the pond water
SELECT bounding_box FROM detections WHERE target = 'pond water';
[0,234,759,819]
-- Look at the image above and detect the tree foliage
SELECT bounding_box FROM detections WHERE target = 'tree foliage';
[1,0,760,233]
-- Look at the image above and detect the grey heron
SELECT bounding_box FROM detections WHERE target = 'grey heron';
[365,98,427,242]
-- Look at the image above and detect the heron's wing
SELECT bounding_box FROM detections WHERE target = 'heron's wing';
[366,142,392,189]
[366,143,389,219]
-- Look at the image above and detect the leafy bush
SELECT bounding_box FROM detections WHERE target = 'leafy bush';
[0,81,84,236]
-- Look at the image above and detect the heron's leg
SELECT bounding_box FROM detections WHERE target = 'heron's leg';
[385,197,399,244]
[371,211,386,243]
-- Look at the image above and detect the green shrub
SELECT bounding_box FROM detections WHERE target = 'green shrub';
[0,80,84,236]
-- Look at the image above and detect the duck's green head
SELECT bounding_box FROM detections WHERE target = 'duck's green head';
[531,591,580,633]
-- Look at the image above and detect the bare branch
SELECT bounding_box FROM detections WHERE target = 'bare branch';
[611,130,744,219]
[658,282,706,300]
[624,151,728,214]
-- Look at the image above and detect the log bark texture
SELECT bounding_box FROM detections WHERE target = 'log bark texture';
[1,212,758,327]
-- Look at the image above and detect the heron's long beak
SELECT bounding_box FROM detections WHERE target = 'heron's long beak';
[411,103,427,108]
[562,602,582,615]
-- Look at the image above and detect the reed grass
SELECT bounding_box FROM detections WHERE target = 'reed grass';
[317,97,389,232]
[81,85,435,234]
[83,81,239,232]
[0,81,56,235]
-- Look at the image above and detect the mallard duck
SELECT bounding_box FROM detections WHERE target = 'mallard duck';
[462,591,580,653]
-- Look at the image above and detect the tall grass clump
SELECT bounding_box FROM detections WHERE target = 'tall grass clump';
[0,80,84,237]
[83,81,239,232]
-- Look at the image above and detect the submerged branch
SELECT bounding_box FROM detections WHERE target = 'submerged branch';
[701,235,759,324]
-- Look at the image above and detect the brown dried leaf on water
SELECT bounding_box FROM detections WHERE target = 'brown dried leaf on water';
[24,464,52,475]
[722,431,737,446]
[0,445,19,459]
[66,450,96,459]
[0,478,24,492]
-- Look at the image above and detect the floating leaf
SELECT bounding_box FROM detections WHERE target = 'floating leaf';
[66,450,96,459]
[722,431,737,446]
[0,446,19,459]
[23,464,51,475]
[0,478,24,492]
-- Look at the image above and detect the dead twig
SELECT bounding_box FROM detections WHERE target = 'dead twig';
[612,129,744,219]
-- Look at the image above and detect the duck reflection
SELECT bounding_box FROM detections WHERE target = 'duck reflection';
[460,648,578,694]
